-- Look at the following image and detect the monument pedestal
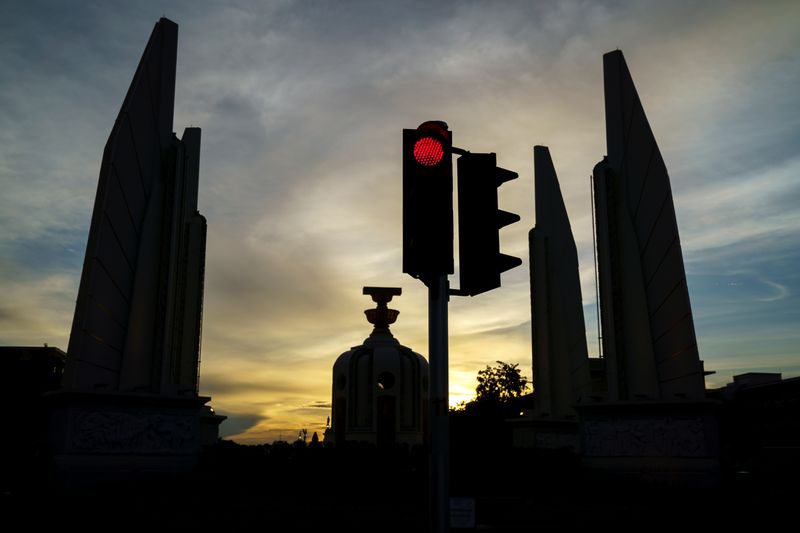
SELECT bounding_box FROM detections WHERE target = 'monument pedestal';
[46,389,225,485]
[510,416,580,451]
[576,400,720,486]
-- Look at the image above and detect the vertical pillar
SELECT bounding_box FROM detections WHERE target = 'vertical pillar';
[428,275,449,533]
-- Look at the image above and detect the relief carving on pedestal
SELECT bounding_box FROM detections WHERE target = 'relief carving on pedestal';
[70,410,196,453]
[583,417,707,457]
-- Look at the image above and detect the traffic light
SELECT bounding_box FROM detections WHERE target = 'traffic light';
[403,121,454,280]
[456,152,522,296]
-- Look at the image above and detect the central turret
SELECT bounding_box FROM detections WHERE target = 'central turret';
[331,287,429,447]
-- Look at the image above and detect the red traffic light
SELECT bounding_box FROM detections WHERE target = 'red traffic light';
[413,137,444,166]
[403,122,454,279]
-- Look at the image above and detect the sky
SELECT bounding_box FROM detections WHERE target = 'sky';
[1,0,798,444]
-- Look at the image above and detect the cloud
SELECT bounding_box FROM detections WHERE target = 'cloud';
[0,261,77,347]
[201,373,304,397]
[676,156,800,260]
[217,413,262,438]
[302,400,331,410]
[756,279,790,303]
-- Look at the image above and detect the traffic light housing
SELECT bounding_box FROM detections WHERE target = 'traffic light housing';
[457,152,522,296]
[403,121,454,280]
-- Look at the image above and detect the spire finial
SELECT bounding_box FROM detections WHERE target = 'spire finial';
[363,287,401,333]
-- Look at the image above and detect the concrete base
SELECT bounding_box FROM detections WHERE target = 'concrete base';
[45,389,225,485]
[576,400,720,486]
[341,429,424,447]
[510,416,580,451]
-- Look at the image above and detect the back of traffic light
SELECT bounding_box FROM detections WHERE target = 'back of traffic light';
[455,152,522,296]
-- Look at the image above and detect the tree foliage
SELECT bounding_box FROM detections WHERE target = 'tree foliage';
[475,361,529,403]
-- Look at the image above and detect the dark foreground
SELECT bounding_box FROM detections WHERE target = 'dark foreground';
[4,439,799,532]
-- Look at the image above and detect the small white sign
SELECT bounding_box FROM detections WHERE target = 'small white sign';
[450,496,475,529]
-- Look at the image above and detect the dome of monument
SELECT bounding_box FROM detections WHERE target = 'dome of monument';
[331,287,429,447]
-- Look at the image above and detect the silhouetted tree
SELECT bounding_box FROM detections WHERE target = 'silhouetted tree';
[475,361,529,403]
[449,361,529,453]
[452,361,530,417]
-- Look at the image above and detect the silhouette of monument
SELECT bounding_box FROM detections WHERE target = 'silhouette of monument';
[511,147,595,449]
[530,146,593,417]
[332,287,429,447]
[577,50,718,481]
[592,52,707,401]
[46,18,224,480]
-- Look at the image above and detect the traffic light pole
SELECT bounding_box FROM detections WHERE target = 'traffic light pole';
[428,274,450,533]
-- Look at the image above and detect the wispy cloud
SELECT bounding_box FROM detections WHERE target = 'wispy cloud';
[756,279,790,303]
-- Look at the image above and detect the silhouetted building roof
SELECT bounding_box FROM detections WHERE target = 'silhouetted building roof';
[1,345,66,465]
[0,345,65,395]
[707,372,800,474]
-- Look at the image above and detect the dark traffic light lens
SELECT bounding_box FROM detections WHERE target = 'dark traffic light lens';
[413,137,444,166]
